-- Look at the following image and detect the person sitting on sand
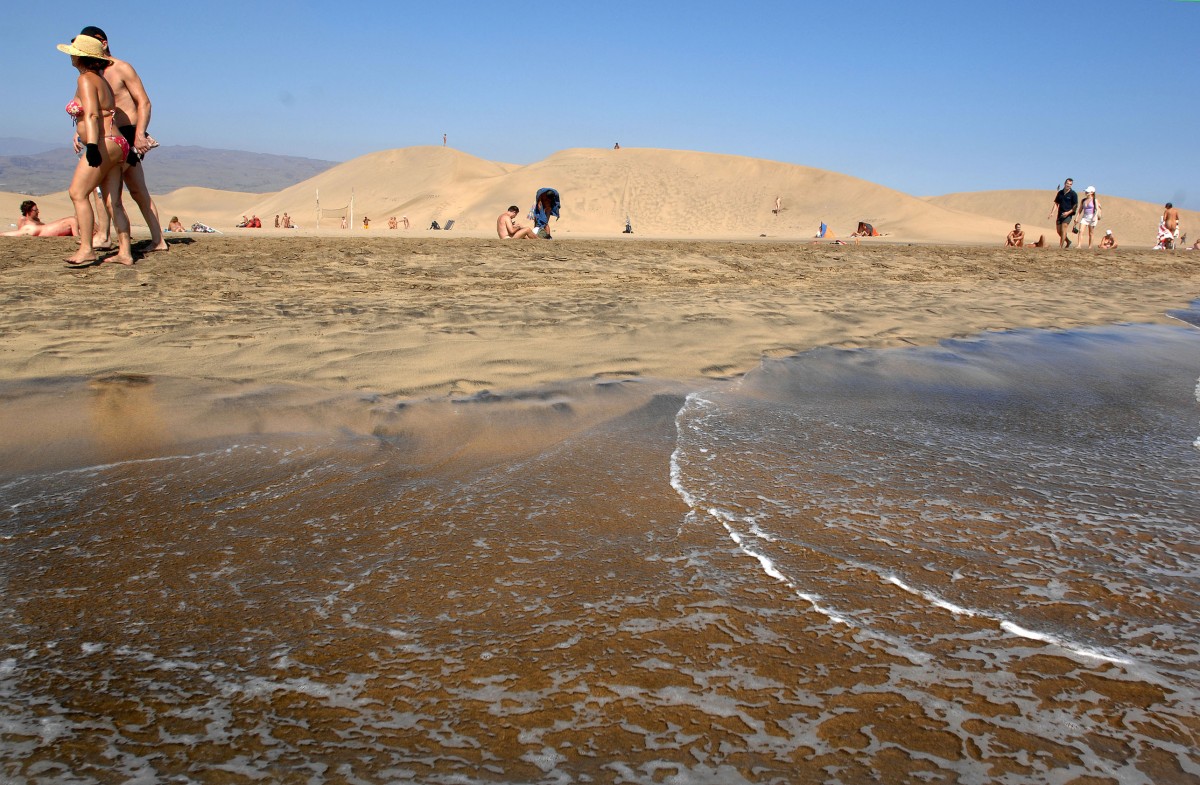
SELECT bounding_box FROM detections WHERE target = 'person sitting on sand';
[1006,223,1025,247]
[851,221,879,237]
[497,206,539,239]
[166,216,184,232]
[2,200,80,237]
[1099,229,1118,249]
[388,216,398,230]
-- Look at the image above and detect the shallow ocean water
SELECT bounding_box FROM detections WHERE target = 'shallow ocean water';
[2,317,1198,784]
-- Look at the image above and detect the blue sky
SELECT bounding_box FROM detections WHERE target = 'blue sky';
[6,1,1198,205]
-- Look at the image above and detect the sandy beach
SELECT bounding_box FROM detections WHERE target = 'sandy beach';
[3,234,1200,783]
[2,236,1197,399]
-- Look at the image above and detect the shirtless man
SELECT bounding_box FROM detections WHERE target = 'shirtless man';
[2,201,79,237]
[1163,202,1180,242]
[1099,229,1118,249]
[497,206,539,239]
[76,26,168,253]
[1005,223,1025,247]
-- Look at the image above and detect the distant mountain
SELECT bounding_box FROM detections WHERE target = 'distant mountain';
[0,137,59,157]
[0,145,339,195]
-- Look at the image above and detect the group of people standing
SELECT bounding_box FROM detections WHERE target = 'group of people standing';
[56,26,167,268]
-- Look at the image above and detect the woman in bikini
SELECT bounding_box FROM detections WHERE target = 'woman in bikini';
[59,34,132,266]
[1076,186,1102,250]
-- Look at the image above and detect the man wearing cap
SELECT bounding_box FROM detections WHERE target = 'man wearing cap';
[74,26,168,254]
[1048,178,1079,249]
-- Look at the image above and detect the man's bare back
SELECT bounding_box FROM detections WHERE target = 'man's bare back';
[1163,204,1180,234]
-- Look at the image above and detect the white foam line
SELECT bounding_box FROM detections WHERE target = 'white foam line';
[719,515,850,626]
[884,574,1131,665]
[0,445,268,493]
[885,575,977,617]
[670,394,850,627]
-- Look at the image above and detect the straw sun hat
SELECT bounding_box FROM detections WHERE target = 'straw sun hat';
[56,35,112,61]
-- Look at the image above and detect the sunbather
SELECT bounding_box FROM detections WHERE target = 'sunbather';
[3,201,79,237]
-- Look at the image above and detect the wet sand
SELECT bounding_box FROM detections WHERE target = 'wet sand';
[1,236,1197,400]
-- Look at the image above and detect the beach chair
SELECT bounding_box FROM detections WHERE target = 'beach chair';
[443,219,455,231]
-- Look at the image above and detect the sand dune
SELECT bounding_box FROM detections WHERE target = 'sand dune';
[236,146,1021,242]
[4,147,1194,244]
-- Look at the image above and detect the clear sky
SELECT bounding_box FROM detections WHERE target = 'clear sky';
[6,1,1198,206]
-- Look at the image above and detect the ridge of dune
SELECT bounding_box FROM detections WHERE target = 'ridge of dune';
[238,146,1023,241]
[4,148,1194,244]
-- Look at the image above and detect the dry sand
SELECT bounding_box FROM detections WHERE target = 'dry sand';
[1,236,1197,401]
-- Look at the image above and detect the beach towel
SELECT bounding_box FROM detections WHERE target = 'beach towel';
[190,222,219,233]
[1155,221,1174,249]
[531,188,561,230]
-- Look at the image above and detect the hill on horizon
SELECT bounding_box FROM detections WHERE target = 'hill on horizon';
[238,146,1048,242]
[6,146,1194,245]
[0,143,338,195]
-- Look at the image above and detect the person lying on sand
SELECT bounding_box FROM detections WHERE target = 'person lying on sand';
[3,201,80,237]
[497,206,539,239]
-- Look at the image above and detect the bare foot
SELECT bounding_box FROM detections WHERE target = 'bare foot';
[101,253,135,266]
[143,241,170,253]
[64,252,98,267]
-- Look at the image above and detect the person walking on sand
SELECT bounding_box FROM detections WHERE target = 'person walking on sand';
[58,34,133,266]
[78,26,168,255]
[1077,186,1102,248]
[497,206,539,239]
[1048,178,1079,248]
